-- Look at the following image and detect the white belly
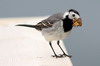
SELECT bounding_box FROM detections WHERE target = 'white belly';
[42,23,71,41]
[43,31,70,41]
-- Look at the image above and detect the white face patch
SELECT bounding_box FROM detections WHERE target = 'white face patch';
[68,12,80,20]
[63,12,69,19]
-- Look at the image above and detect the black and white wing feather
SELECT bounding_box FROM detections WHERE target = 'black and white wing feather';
[36,13,64,30]
[16,13,64,31]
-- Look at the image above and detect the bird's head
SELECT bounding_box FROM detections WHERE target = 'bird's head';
[63,9,82,27]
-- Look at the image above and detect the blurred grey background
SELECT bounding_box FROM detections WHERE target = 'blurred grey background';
[0,0,100,66]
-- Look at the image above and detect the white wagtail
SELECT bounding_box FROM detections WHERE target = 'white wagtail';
[16,9,82,58]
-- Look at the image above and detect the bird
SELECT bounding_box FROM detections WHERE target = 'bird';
[16,9,82,58]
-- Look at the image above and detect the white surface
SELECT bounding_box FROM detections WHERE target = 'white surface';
[0,17,73,66]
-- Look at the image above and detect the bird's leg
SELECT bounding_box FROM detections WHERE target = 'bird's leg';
[49,42,59,58]
[57,40,72,58]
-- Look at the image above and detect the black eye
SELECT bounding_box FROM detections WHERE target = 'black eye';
[72,14,75,17]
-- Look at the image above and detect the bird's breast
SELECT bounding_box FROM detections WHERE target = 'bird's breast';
[41,22,71,41]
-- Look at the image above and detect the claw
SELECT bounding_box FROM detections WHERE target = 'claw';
[63,53,72,58]
[51,54,72,58]
[52,55,63,58]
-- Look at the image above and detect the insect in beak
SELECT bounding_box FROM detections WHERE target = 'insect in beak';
[73,18,82,27]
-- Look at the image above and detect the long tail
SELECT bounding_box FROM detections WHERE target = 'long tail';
[16,24,41,30]
[16,24,35,28]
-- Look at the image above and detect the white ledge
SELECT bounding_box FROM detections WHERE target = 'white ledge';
[0,17,73,66]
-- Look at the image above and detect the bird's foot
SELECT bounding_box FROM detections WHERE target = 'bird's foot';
[52,54,72,58]
[62,53,72,58]
[52,54,63,58]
